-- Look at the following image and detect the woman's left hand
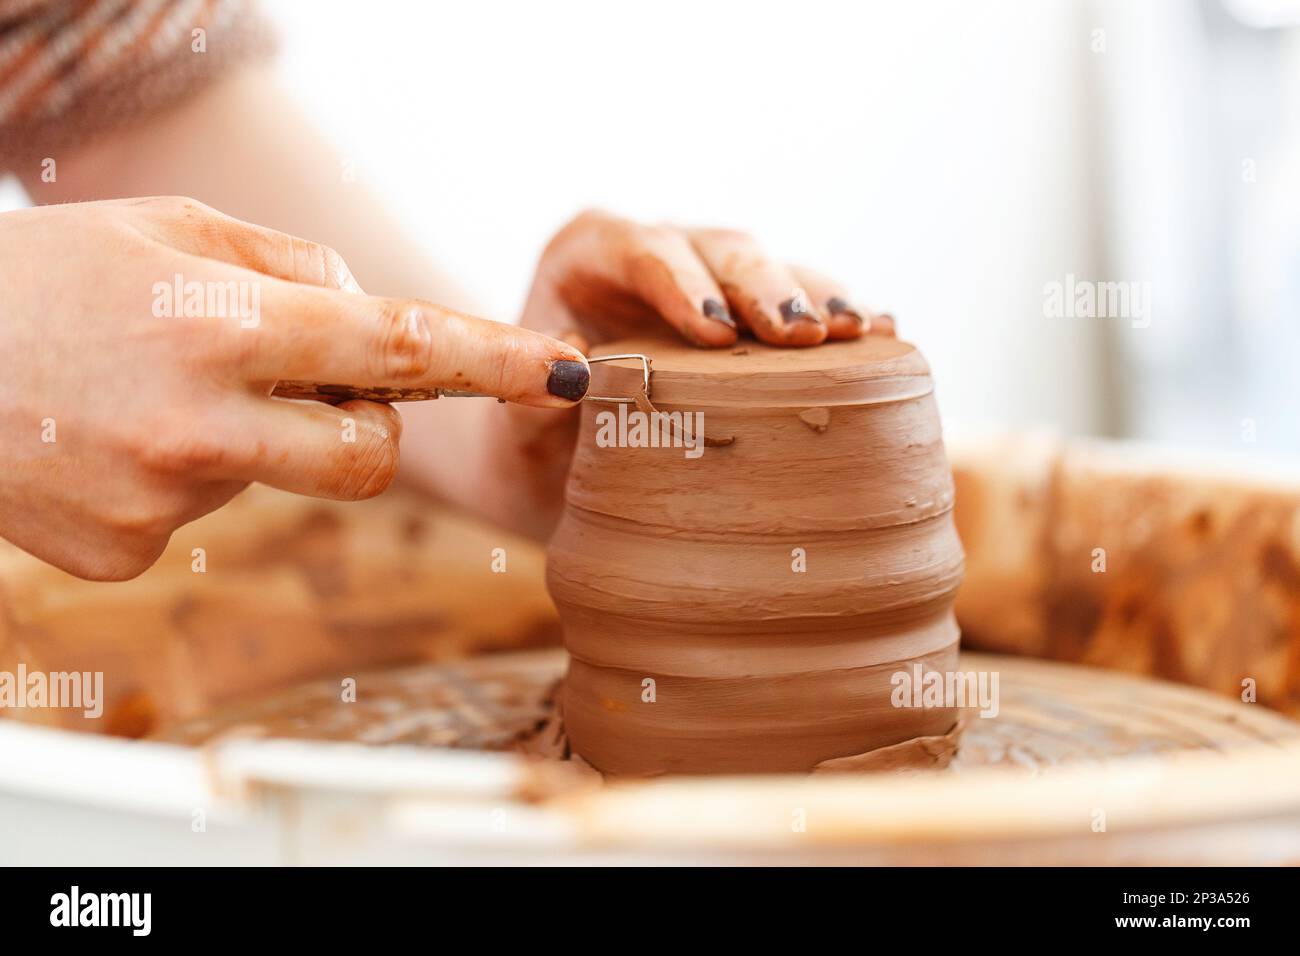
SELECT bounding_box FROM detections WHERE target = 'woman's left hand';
[479,210,894,539]
[518,209,889,351]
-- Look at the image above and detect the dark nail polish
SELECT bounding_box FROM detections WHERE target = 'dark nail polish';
[826,297,865,325]
[702,298,735,328]
[779,297,819,324]
[547,360,590,401]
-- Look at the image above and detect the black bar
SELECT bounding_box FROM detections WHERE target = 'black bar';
[0,867,1292,940]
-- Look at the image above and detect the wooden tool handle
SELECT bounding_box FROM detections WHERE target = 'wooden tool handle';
[274,355,648,406]
[272,381,451,403]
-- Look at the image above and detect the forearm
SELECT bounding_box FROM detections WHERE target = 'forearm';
[19,69,467,302]
[18,66,525,532]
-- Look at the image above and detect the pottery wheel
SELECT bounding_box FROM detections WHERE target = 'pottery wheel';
[151,650,1300,771]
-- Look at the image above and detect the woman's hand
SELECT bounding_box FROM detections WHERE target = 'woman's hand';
[0,197,588,580]
[518,209,891,350]
[477,209,894,539]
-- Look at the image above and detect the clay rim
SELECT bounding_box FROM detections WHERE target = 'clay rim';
[589,334,933,408]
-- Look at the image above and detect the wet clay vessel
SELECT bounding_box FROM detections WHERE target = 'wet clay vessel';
[546,332,964,775]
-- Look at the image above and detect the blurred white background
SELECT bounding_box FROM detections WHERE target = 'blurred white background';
[5,0,1297,454]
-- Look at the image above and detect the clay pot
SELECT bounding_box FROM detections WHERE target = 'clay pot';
[546,332,964,775]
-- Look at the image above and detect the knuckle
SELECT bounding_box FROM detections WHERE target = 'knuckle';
[126,423,229,474]
[545,208,616,257]
[219,321,263,369]
[633,222,676,245]
[695,226,754,249]
[569,207,611,231]
[189,317,257,376]
[370,300,435,381]
[628,222,684,258]
[98,499,173,539]
[146,195,215,218]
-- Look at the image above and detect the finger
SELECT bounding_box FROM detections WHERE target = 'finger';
[126,195,364,292]
[687,229,828,347]
[541,210,738,347]
[870,311,897,337]
[200,261,591,408]
[134,397,402,500]
[503,327,590,450]
[625,223,737,347]
[217,398,404,500]
[789,264,897,339]
[788,265,867,340]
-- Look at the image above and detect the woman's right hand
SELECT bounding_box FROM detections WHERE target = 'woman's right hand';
[0,196,588,580]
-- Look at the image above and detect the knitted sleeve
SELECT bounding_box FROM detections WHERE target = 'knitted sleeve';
[0,0,275,171]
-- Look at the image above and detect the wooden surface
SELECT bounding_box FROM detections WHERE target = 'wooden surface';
[148,648,1300,864]
[5,430,1300,741]
[540,741,1300,865]
[152,648,1300,774]
[951,430,1300,716]
[3,460,1300,863]
[0,486,561,737]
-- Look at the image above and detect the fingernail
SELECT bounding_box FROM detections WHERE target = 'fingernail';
[779,297,820,324]
[826,297,865,326]
[547,360,590,401]
[702,298,735,328]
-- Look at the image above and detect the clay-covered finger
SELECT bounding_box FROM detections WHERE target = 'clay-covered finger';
[135,397,403,500]
[544,210,738,347]
[207,265,590,407]
[687,229,827,347]
[239,398,403,499]
[788,265,868,340]
[625,224,737,347]
[870,312,897,337]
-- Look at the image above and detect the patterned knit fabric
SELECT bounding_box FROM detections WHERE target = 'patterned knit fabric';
[0,0,274,170]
